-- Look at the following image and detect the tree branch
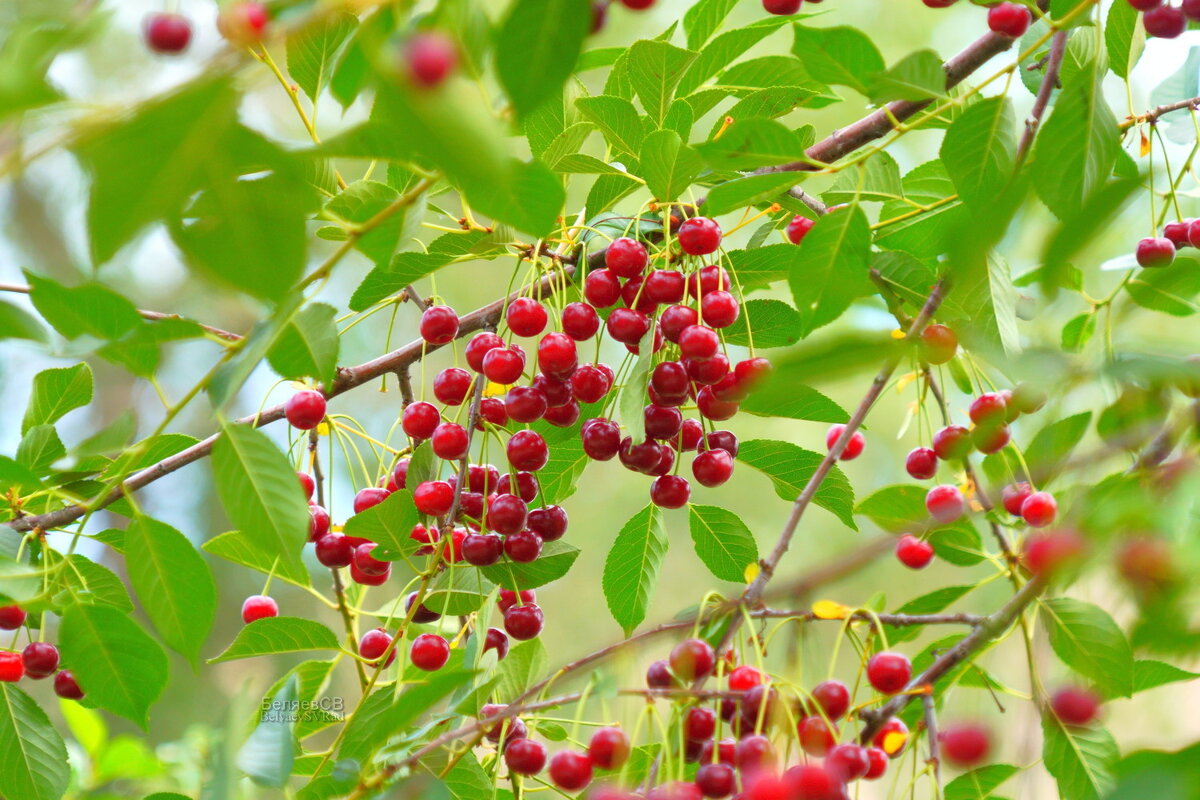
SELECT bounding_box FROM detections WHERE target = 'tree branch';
[1015,30,1067,165]
[1121,95,1200,130]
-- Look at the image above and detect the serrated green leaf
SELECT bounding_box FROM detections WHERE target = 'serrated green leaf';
[101,433,199,481]
[1129,659,1200,695]
[695,117,809,172]
[688,504,759,582]
[350,229,492,311]
[22,363,92,436]
[1042,597,1134,698]
[603,504,669,634]
[480,539,581,590]
[722,298,802,349]
[737,439,856,529]
[16,424,64,474]
[640,129,703,201]
[1043,716,1119,800]
[202,530,310,588]
[940,97,1016,211]
[627,40,698,123]
[209,617,341,663]
[788,205,872,337]
[1125,259,1200,316]
[237,674,298,787]
[59,554,133,611]
[867,49,945,104]
[495,0,591,117]
[23,271,141,341]
[824,151,902,204]
[874,159,966,259]
[324,180,419,266]
[684,0,741,50]
[287,12,357,102]
[854,484,982,565]
[494,639,548,702]
[678,16,796,96]
[342,488,421,562]
[1023,412,1091,486]
[791,25,884,95]
[0,684,69,800]
[1105,0,1144,80]
[424,568,494,615]
[704,172,801,215]
[576,95,644,156]
[267,302,340,389]
[338,670,476,764]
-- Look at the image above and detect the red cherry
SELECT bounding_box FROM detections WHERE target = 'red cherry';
[538,332,578,379]
[679,325,720,361]
[645,269,686,303]
[1022,529,1086,576]
[414,480,455,515]
[584,269,622,308]
[507,297,549,337]
[734,357,773,391]
[669,638,716,681]
[1021,491,1057,527]
[498,471,539,502]
[1051,686,1101,726]
[798,715,837,755]
[782,764,840,800]
[402,401,441,439]
[433,367,473,405]
[528,506,568,542]
[686,353,730,385]
[411,633,451,671]
[419,305,459,344]
[504,602,545,640]
[466,331,504,372]
[684,706,717,741]
[285,390,326,430]
[483,346,526,385]
[606,237,649,278]
[505,736,547,775]
[588,727,630,770]
[353,487,390,515]
[360,629,398,666]
[925,484,965,524]
[409,524,438,556]
[872,717,909,757]
[866,651,912,694]
[549,749,594,790]
[241,595,278,624]
[582,418,622,460]
[0,651,23,682]
[431,422,470,461]
[503,530,543,562]
[661,304,699,342]
[650,475,691,508]
[919,324,958,364]
[864,746,888,778]
[350,559,391,585]
[562,302,600,340]
[297,471,316,500]
[54,670,84,699]
[679,418,704,450]
[735,733,774,771]
[826,743,870,782]
[987,2,1031,36]
[939,723,990,767]
[20,642,58,679]
[703,431,739,456]
[826,424,865,460]
[810,679,850,720]
[315,533,353,567]
[619,0,656,8]
[646,659,678,688]
[972,424,1011,454]
[701,291,740,328]
[468,463,500,494]
[932,425,972,460]
[144,13,192,53]
[506,386,548,423]
[507,430,549,471]
[1127,0,1163,9]
[0,606,27,630]
[405,32,457,87]
[1001,482,1033,515]
[404,592,439,625]
[896,534,935,569]
[485,494,528,535]
[905,447,938,479]
[484,627,509,660]
[786,214,815,243]
[969,392,1008,426]
[478,397,508,429]
[498,589,536,612]
[217,1,268,44]
[308,503,331,540]
[697,387,738,421]
[692,449,734,487]
[462,533,503,566]
[531,373,572,407]
[353,543,390,576]
[688,264,733,298]
[645,405,684,440]
[763,0,803,13]
[678,218,722,255]
[728,664,763,691]
[606,308,651,345]
[1116,537,1176,590]
[695,762,736,798]
[1144,5,1187,37]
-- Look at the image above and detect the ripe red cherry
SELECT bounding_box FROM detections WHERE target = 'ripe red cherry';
[411,633,451,671]
[144,13,192,53]
[678,418,704,450]
[940,723,990,767]
[478,397,507,428]
[969,392,1008,426]
[826,743,871,782]
[932,425,972,460]
[826,424,865,460]
[701,291,740,328]
[359,628,396,665]
[905,447,938,479]
[507,297,549,337]
[440,528,467,563]
[506,386,548,423]
[651,475,691,508]
[297,471,316,500]
[867,651,912,694]
[692,449,734,487]
[498,588,536,612]
[679,325,720,361]
[864,746,889,778]
[686,353,730,385]
[661,304,699,342]
[309,503,331,540]
[695,762,736,798]
[570,365,611,403]
[669,637,716,681]
[462,533,503,566]
[562,302,600,340]
[468,464,499,494]
[645,270,686,304]
[689,264,733,298]
[402,401,441,439]
[619,0,656,8]
[810,679,850,720]
[703,431,738,456]
[1117,537,1176,590]
[51,667,83,699]
[1137,235,1178,267]
[504,530,543,562]
[606,237,649,277]
[21,642,58,679]
[507,430,549,471]
[353,543,390,577]
[532,373,572,407]
[1144,5,1187,37]
[483,346,526,385]
[763,0,803,14]
[285,390,326,430]
[1001,481,1033,515]
[241,595,278,624]
[798,715,837,755]
[645,405,683,440]
[735,733,774,771]
[1164,219,1192,247]
[919,324,958,364]
[606,308,651,345]
[353,487,389,515]
[431,422,470,461]
[1127,0,1163,8]
[1023,529,1086,576]
[498,471,539,502]
[683,706,717,741]
[585,269,623,308]
[548,749,593,790]
[786,214,815,243]
[588,727,630,770]
[486,494,528,535]
[466,331,503,372]
[414,480,455,515]
[926,484,965,524]
[896,535,935,569]
[433,367,472,404]
[987,2,1031,36]
[217,1,268,44]
[697,387,738,421]
[872,717,909,756]
[0,606,27,630]
[646,659,677,688]
[505,737,547,775]
[726,665,763,692]
[678,217,722,255]
[504,602,545,640]
[1021,491,1057,527]
[538,332,578,379]
[734,357,773,391]
[405,32,457,87]
[782,764,839,800]
[419,305,458,345]
[1051,686,1101,726]
[582,418,621,460]
[702,737,737,765]
[0,652,23,682]
[315,533,353,567]
[484,627,509,660]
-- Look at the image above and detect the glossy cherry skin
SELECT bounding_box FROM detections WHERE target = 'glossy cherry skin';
[0,606,27,631]
[241,595,278,624]
[896,534,935,569]
[867,651,912,694]
[926,484,965,524]
[55,670,84,699]
[498,588,535,612]
[549,749,593,790]
[405,32,457,87]
[562,302,601,340]
[402,401,441,439]
[810,679,850,720]
[645,405,684,440]
[315,533,353,567]
[308,504,331,541]
[827,743,870,783]
[359,628,397,666]
[701,291,740,328]
[1051,686,1101,726]
[679,325,720,361]
[352,543,390,577]
[650,475,691,508]
[697,387,738,421]
[932,425,972,460]
[973,424,1011,454]
[486,494,528,535]
[1021,491,1057,527]
[695,762,736,798]
[906,447,938,479]
[920,324,958,364]
[504,530,543,563]
[582,418,621,460]
[466,331,504,372]
[734,733,774,771]
[678,217,722,255]
[940,723,991,767]
[483,346,526,385]
[1001,482,1033,515]
[411,633,451,671]
[646,659,677,688]
[20,642,58,679]
[572,365,612,403]
[414,480,455,516]
[528,505,568,541]
[507,430,549,471]
[865,746,889,778]
[419,305,459,344]
[353,487,390,515]
[798,715,837,756]
[538,332,578,379]
[645,269,686,303]
[0,651,23,682]
[1143,5,1187,37]
[505,737,547,775]
[692,449,734,487]
[588,726,630,769]
[506,386,548,423]
[433,367,472,405]
[585,268,623,308]
[661,304,699,342]
[405,591,441,624]
[462,533,504,566]
[285,390,326,430]
[504,602,545,640]
[498,471,539,502]
[145,13,192,53]
[606,308,651,345]
[669,637,716,681]
[606,237,649,277]
[987,1,1032,36]
[483,627,509,660]
[786,214,815,243]
[507,297,549,337]
[826,424,865,460]
[621,274,659,314]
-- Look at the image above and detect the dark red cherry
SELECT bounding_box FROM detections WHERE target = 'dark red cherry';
[528,505,568,541]
[145,13,193,53]
[582,418,622,460]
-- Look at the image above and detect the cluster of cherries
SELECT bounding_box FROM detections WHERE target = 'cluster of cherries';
[1139,217,1200,268]
[1125,0,1200,38]
[0,605,85,699]
[474,634,1103,799]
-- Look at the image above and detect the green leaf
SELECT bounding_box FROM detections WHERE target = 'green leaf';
[126,517,217,666]
[678,16,796,96]
[22,363,92,435]
[576,95,644,156]
[1105,0,1144,79]
[342,489,421,562]
[102,433,199,481]
[788,205,872,337]
[1023,412,1091,486]
[59,554,133,611]
[324,180,419,266]
[494,639,548,702]
[1042,597,1134,698]
[202,530,310,588]
[23,271,141,341]
[944,763,1020,800]
[329,7,398,107]
[824,151,902,204]
[627,39,698,123]
[940,97,1016,212]
[210,617,341,663]
[640,129,703,201]
[1042,179,1140,291]
[0,684,69,800]
[528,433,590,505]
[740,380,848,424]
[1150,45,1200,110]
[874,159,966,259]
[267,302,340,389]
[495,0,591,117]
[1126,259,1200,316]
[237,674,298,787]
[1032,53,1119,219]
[1043,716,1119,800]
[98,317,205,378]
[688,504,759,582]
[603,504,669,634]
[616,325,656,442]
[1062,312,1097,353]
[287,12,357,102]
[1129,659,1200,695]
[854,484,982,565]
[695,118,809,171]
[737,439,856,530]
[727,243,802,291]
[704,172,802,215]
[790,25,884,95]
[867,49,945,104]
[475,158,565,238]
[211,424,310,579]
[16,425,64,474]
[0,555,42,606]
[480,540,581,590]
[350,229,491,311]
[683,0,739,49]
[722,298,802,349]
[424,569,494,615]
[339,671,476,764]
[60,604,169,728]
[0,300,46,342]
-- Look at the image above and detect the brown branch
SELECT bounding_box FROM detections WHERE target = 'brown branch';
[1015,31,1067,165]
[1121,95,1200,131]
[923,693,941,785]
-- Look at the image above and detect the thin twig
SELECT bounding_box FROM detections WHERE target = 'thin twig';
[1015,30,1067,165]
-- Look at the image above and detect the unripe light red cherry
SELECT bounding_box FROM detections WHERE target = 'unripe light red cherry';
[1023,529,1086,576]
[932,425,972,460]
[562,302,600,340]
[21,642,59,679]
[241,595,278,624]
[920,324,958,364]
[926,484,965,524]
[735,733,774,771]
[896,534,935,569]
[433,367,472,404]
[969,392,1008,426]
[786,214,815,244]
[906,447,938,479]
[939,723,990,767]
[867,651,912,694]
[217,1,268,45]
[144,13,192,53]
[483,346,526,385]
[1021,491,1057,527]
[411,633,451,671]
[285,390,326,430]
[414,480,455,516]
[404,32,457,87]
[678,217,722,255]
[55,670,84,699]
[734,357,773,391]
[826,424,865,460]
[972,424,1011,454]
[588,727,630,770]
[669,637,716,681]
[606,237,649,278]
[987,2,1032,37]
[1144,5,1187,37]
[1051,686,1101,726]
[504,602,545,640]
